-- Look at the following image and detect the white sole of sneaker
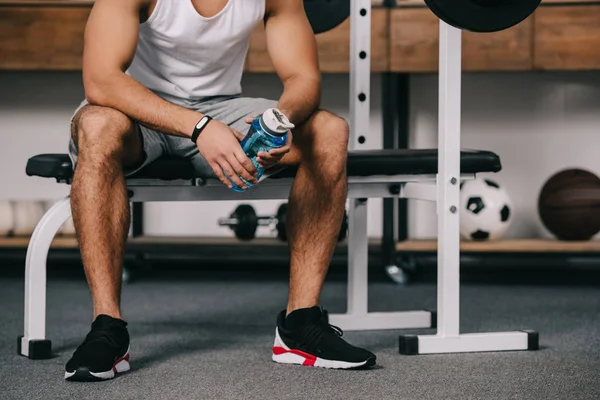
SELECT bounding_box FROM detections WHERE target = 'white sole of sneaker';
[64,350,131,381]
[271,328,372,370]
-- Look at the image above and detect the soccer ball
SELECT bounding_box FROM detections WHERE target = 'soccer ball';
[459,179,512,241]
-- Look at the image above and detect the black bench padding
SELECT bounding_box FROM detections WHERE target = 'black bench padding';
[26,149,501,182]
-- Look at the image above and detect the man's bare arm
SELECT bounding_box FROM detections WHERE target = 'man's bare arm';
[264,0,321,126]
[82,0,200,138]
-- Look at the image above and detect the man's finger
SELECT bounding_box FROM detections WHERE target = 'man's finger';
[228,154,257,184]
[210,163,233,189]
[234,149,258,178]
[257,152,277,162]
[257,157,277,168]
[219,160,248,189]
[268,146,291,156]
[231,128,246,142]
[244,114,259,124]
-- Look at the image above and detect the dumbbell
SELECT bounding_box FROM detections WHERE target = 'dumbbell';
[218,204,278,241]
[275,203,348,242]
[220,203,349,242]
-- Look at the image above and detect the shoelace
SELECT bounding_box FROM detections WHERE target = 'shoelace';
[299,321,344,350]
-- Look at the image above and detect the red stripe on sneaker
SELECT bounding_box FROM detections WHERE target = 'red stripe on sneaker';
[302,357,316,366]
[112,353,130,373]
[272,346,317,366]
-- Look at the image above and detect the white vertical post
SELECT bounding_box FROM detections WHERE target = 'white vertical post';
[347,198,369,315]
[436,21,462,338]
[349,0,371,148]
[346,0,371,316]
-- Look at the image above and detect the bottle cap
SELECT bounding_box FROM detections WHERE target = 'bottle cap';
[259,108,295,137]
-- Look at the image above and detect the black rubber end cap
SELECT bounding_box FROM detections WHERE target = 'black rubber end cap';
[522,330,539,350]
[425,309,437,329]
[18,337,52,359]
[399,335,419,355]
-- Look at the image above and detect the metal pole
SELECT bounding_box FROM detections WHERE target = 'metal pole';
[346,0,372,315]
[436,21,462,337]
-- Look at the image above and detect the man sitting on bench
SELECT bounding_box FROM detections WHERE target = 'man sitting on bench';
[64,0,376,381]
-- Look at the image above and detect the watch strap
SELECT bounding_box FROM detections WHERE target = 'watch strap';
[191,115,212,144]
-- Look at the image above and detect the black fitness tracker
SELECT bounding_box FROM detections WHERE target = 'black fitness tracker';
[191,115,213,144]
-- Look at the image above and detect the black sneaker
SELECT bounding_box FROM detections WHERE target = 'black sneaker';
[272,306,376,369]
[64,314,131,381]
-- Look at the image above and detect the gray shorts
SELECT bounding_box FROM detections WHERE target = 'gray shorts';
[68,95,278,177]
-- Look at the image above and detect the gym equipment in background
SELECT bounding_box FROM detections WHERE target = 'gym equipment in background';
[303,0,350,34]
[219,203,348,242]
[0,201,14,236]
[459,178,512,241]
[218,204,264,241]
[304,0,542,35]
[538,169,600,241]
[424,0,541,33]
[12,201,45,237]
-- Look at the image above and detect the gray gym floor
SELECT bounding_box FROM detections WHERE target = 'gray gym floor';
[1,277,599,400]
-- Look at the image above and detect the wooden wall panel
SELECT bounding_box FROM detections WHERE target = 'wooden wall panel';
[534,5,600,70]
[0,5,91,70]
[246,8,389,73]
[389,7,533,72]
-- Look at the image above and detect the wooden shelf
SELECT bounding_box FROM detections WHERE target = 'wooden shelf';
[0,235,377,250]
[0,1,93,5]
[0,1,388,72]
[396,239,600,253]
[3,2,600,72]
[0,235,78,249]
[128,236,285,246]
[534,5,600,70]
[0,3,90,70]
[3,235,600,255]
[389,8,533,73]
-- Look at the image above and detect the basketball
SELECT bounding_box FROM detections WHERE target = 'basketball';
[538,169,600,241]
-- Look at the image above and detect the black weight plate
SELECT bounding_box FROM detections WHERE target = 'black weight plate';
[424,0,465,32]
[304,0,350,34]
[233,204,258,241]
[276,203,288,242]
[424,0,541,33]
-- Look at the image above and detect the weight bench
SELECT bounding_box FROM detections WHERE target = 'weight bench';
[18,0,539,359]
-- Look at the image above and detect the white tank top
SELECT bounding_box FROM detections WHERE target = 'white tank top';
[126,0,266,105]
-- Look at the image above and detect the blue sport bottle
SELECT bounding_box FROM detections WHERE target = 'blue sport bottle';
[229,108,294,192]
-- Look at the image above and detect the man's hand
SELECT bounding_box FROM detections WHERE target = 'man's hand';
[196,119,258,189]
[244,115,293,169]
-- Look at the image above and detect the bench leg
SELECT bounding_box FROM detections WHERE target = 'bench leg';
[18,196,71,359]
[398,22,538,355]
[328,198,434,331]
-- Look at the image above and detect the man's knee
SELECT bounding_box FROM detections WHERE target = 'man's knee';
[298,111,349,178]
[71,105,135,157]
[312,110,349,150]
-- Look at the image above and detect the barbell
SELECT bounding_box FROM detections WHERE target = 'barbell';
[304,0,542,34]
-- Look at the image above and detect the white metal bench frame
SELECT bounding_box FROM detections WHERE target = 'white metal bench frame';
[19,0,537,358]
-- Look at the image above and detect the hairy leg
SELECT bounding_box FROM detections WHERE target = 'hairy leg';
[70,105,145,320]
[278,111,349,314]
